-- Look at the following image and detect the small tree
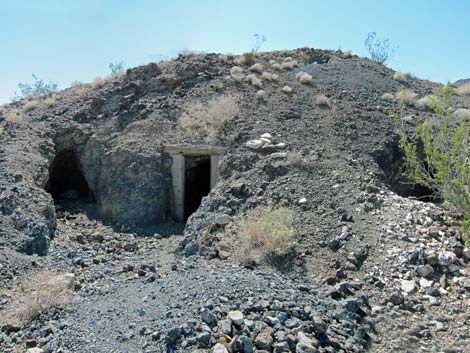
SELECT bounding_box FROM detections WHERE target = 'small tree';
[13,74,58,101]
[109,61,125,75]
[364,32,397,64]
[252,33,267,52]
[399,83,470,237]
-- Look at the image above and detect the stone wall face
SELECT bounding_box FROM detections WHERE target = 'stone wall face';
[80,137,173,227]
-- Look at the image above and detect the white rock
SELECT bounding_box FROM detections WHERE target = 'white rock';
[462,247,470,260]
[246,139,264,150]
[298,198,307,204]
[438,251,457,266]
[259,137,272,144]
[401,280,417,294]
[419,278,433,288]
[260,133,273,139]
[275,142,287,149]
[271,152,287,159]
[228,310,244,326]
[26,349,44,353]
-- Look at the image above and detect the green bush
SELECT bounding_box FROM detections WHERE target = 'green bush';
[399,83,470,230]
[242,52,255,66]
[235,206,297,262]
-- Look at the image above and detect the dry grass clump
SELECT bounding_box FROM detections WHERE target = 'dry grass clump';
[70,81,92,95]
[270,61,282,70]
[5,110,24,124]
[393,71,407,83]
[250,63,264,73]
[295,71,313,84]
[180,94,239,139]
[245,74,263,88]
[91,76,113,89]
[234,52,255,66]
[415,95,433,110]
[343,50,353,58]
[282,85,293,94]
[452,108,470,120]
[284,151,307,168]
[315,94,330,107]
[23,99,40,111]
[230,66,245,82]
[456,84,470,96]
[255,90,267,100]
[396,89,417,106]
[261,72,279,82]
[281,58,299,70]
[2,271,74,327]
[234,206,297,263]
[381,93,395,101]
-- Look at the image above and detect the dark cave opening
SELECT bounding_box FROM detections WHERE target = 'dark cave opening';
[376,138,440,203]
[184,155,211,220]
[46,149,95,202]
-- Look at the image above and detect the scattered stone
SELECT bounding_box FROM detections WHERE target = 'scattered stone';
[228,310,244,326]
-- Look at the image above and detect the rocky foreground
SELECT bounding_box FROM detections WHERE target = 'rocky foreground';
[1,48,470,352]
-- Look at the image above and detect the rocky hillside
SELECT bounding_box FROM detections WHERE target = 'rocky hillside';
[1,48,470,353]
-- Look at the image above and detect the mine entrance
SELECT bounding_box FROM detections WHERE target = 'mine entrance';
[46,149,94,202]
[164,145,225,222]
[184,156,211,219]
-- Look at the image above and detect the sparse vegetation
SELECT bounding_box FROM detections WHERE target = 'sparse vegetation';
[381,92,395,101]
[315,94,330,107]
[295,71,313,84]
[452,108,470,120]
[252,33,267,52]
[456,84,470,96]
[364,32,397,64]
[281,85,293,94]
[109,61,125,75]
[343,50,353,59]
[250,63,264,73]
[415,95,434,110]
[255,90,267,100]
[180,95,239,139]
[5,110,24,124]
[230,66,246,82]
[234,206,297,263]
[242,52,255,66]
[393,71,407,83]
[399,83,470,231]
[245,74,263,88]
[281,59,298,70]
[396,88,417,106]
[13,74,58,102]
[2,271,74,327]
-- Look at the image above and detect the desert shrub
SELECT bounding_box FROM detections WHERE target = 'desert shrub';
[91,76,111,89]
[453,108,470,120]
[180,95,239,139]
[5,110,23,124]
[109,61,125,75]
[250,63,264,73]
[271,62,282,70]
[284,151,307,168]
[23,100,40,111]
[255,90,267,100]
[396,89,417,106]
[234,206,297,262]
[2,271,74,326]
[393,71,407,83]
[400,83,470,230]
[245,74,263,88]
[364,32,397,64]
[281,59,298,70]
[13,74,58,102]
[343,50,353,58]
[295,71,313,84]
[299,53,311,64]
[381,93,395,101]
[230,66,245,82]
[242,52,255,66]
[415,95,433,110]
[315,94,330,107]
[282,85,293,94]
[456,84,470,96]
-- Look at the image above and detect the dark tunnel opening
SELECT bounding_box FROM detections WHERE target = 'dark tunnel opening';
[184,155,211,220]
[45,149,95,202]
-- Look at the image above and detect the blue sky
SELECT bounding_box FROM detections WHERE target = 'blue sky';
[1,0,469,103]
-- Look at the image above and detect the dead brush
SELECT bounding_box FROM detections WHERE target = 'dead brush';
[180,94,239,140]
[1,270,74,327]
[234,206,297,264]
